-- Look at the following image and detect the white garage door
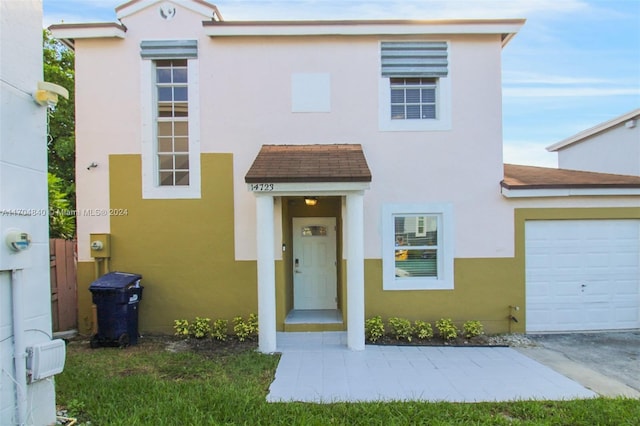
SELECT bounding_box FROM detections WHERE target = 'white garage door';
[526,220,640,332]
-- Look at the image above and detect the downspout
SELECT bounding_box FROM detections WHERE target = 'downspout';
[11,268,27,425]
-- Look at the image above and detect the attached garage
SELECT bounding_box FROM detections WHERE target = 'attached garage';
[525,220,640,332]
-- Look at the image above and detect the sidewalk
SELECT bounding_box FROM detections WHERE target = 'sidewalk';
[267,332,596,403]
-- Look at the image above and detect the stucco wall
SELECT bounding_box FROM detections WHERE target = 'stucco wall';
[557,120,640,176]
[0,0,57,424]
[73,2,513,263]
[66,3,640,338]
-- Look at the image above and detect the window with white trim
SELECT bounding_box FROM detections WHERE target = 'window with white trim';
[140,40,201,199]
[156,59,189,186]
[379,42,451,131]
[390,78,437,120]
[382,203,454,290]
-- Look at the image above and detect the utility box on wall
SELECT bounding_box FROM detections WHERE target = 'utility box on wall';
[90,233,111,258]
[0,216,33,270]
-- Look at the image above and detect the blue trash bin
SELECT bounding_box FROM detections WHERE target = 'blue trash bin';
[89,271,143,348]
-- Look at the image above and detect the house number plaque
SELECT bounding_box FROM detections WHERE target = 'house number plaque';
[249,183,275,192]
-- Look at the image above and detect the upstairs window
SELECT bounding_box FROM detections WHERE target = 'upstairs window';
[390,78,437,120]
[379,42,451,131]
[156,59,189,186]
[140,40,201,199]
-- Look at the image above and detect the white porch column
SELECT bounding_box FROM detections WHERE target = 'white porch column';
[346,192,365,350]
[256,194,277,353]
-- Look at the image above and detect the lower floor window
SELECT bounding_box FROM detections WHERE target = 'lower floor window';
[394,214,439,277]
[383,203,454,290]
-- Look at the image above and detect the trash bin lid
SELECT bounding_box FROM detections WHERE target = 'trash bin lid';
[89,271,142,291]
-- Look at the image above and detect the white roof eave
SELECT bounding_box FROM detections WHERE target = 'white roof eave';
[203,21,524,41]
[501,187,640,198]
[49,24,126,47]
[546,108,640,152]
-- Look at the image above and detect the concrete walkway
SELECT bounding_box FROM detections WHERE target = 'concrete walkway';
[266,332,596,403]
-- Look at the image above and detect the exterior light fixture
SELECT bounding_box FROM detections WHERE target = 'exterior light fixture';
[33,81,69,108]
[304,196,318,206]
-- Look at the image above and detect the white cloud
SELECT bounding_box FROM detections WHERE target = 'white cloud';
[503,140,557,167]
[213,0,592,20]
[503,71,612,85]
[504,87,640,98]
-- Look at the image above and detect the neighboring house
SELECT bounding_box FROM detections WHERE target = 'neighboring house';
[1,1,65,424]
[50,0,640,353]
[547,108,640,176]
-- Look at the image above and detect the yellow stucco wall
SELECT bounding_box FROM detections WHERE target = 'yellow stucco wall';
[106,154,256,334]
[365,258,524,334]
[75,156,640,337]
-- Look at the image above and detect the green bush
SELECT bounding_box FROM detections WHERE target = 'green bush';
[248,313,259,336]
[190,317,211,339]
[435,318,458,341]
[414,320,433,340]
[233,316,256,342]
[173,319,189,337]
[365,316,385,343]
[388,317,414,342]
[463,320,484,339]
[211,319,228,341]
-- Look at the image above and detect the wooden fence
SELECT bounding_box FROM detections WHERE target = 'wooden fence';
[50,239,77,332]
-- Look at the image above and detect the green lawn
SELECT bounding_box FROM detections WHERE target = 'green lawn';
[57,338,639,425]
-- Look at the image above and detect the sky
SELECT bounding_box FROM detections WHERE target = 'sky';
[42,0,640,168]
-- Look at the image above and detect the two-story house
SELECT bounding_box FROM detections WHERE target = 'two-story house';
[51,0,640,352]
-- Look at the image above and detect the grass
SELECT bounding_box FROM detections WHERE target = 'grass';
[57,337,640,425]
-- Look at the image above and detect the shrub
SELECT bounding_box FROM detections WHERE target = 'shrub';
[365,316,385,343]
[173,319,190,337]
[388,317,414,342]
[248,313,259,336]
[190,317,211,339]
[463,320,484,339]
[435,318,458,341]
[211,319,228,341]
[233,316,252,342]
[414,320,433,340]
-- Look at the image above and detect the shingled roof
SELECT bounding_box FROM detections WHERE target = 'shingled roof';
[502,164,640,190]
[245,144,372,183]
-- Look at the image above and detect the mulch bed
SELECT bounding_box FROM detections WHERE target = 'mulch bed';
[73,333,515,356]
[371,334,508,347]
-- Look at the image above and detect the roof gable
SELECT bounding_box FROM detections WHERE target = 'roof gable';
[547,108,640,152]
[116,0,222,21]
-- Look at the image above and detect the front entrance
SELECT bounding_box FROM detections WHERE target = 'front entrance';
[292,217,337,310]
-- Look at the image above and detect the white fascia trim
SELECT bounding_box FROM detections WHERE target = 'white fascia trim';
[204,23,523,38]
[49,26,126,41]
[247,182,370,195]
[546,108,640,152]
[501,187,640,198]
[117,0,216,19]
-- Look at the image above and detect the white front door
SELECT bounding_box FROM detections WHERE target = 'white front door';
[292,217,337,310]
[526,220,640,332]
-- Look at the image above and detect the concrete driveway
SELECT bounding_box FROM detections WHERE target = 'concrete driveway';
[517,331,640,398]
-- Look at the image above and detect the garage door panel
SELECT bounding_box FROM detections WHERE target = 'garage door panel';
[526,220,640,333]
[615,280,640,295]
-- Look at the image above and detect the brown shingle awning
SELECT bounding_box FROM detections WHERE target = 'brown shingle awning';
[245,144,372,183]
[502,164,640,190]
